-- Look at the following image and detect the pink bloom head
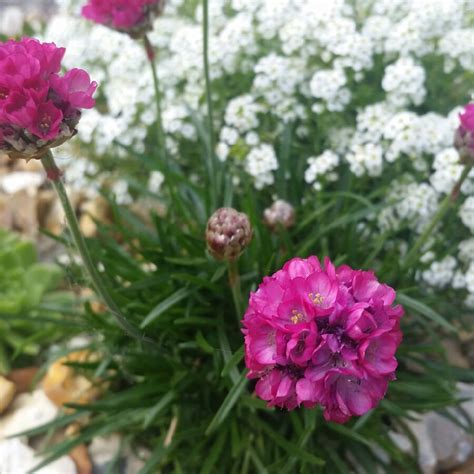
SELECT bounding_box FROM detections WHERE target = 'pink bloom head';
[0,38,97,161]
[82,0,165,38]
[455,103,474,165]
[242,256,403,423]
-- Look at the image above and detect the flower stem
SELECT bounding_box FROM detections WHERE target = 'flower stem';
[227,260,243,321]
[403,164,472,269]
[144,35,168,167]
[41,151,155,348]
[144,35,188,218]
[202,0,217,206]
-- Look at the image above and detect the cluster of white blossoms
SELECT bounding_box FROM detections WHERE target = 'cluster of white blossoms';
[378,181,440,235]
[346,143,383,177]
[460,197,474,233]
[381,57,426,107]
[45,0,474,305]
[310,68,350,113]
[304,151,339,191]
[244,144,278,189]
[421,256,457,289]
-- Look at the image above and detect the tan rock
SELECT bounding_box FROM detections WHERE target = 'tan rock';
[69,444,93,474]
[0,193,14,230]
[9,190,38,236]
[441,339,469,369]
[79,196,113,238]
[6,367,39,394]
[0,376,16,414]
[42,351,105,409]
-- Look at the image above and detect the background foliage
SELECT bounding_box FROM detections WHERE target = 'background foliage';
[4,0,474,472]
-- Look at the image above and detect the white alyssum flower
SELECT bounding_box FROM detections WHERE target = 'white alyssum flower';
[244,144,278,190]
[216,143,230,162]
[310,68,350,112]
[458,238,474,264]
[225,95,261,133]
[465,262,474,294]
[421,256,457,289]
[112,180,133,205]
[382,57,426,107]
[305,151,340,191]
[459,197,474,232]
[430,148,465,195]
[148,171,165,194]
[346,143,383,177]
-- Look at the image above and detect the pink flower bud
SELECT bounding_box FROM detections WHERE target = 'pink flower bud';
[206,207,253,261]
[263,199,295,231]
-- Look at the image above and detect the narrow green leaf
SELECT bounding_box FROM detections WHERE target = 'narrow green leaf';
[221,345,244,378]
[252,418,325,466]
[143,391,175,429]
[327,423,373,448]
[141,288,191,328]
[200,429,228,474]
[397,293,456,332]
[206,373,247,435]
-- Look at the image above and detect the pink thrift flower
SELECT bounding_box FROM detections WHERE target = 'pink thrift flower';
[242,256,403,423]
[459,103,474,132]
[0,38,97,160]
[82,0,165,38]
[455,103,474,165]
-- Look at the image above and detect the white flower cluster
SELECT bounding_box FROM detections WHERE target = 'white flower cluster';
[382,57,426,107]
[45,0,474,305]
[224,95,261,133]
[430,148,474,195]
[244,144,278,189]
[459,197,474,233]
[253,54,306,122]
[378,181,439,234]
[304,151,339,191]
[310,68,350,113]
[346,143,383,177]
[421,256,457,289]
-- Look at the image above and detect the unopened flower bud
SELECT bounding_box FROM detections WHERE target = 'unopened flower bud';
[454,103,474,165]
[263,200,295,231]
[206,207,253,261]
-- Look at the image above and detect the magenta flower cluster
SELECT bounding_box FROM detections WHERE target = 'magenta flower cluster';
[459,103,474,132]
[82,0,164,37]
[455,103,474,164]
[0,38,96,160]
[242,256,403,423]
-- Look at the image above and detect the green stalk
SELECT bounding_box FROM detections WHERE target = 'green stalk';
[41,151,154,348]
[202,0,217,206]
[227,260,243,321]
[144,34,168,167]
[143,35,190,220]
[403,164,472,269]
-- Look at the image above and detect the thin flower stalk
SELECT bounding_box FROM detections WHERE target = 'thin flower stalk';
[41,151,154,348]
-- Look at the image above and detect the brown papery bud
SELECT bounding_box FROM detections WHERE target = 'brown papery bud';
[206,207,253,261]
[263,199,295,231]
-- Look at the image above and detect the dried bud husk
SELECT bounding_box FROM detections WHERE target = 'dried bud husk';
[206,207,253,261]
[263,199,295,231]
[1,124,77,162]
